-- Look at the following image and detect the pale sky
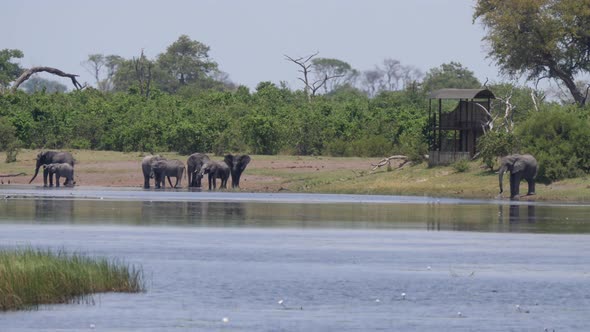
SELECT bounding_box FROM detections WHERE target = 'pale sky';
[2,0,506,91]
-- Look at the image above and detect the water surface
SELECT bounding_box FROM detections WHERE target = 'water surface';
[0,187,589,331]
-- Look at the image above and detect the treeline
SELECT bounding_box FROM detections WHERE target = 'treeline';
[2,83,590,183]
[0,84,428,158]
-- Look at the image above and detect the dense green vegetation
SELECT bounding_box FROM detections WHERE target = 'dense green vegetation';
[0,248,144,311]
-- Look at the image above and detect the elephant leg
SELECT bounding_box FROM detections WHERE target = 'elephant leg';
[510,173,521,198]
[167,176,173,188]
[43,167,50,187]
[55,175,60,187]
[144,175,150,189]
[527,178,536,195]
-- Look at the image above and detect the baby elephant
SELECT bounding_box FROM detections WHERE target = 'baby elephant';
[201,161,230,190]
[43,163,75,187]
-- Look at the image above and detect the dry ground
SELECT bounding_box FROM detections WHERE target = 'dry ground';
[1,150,376,192]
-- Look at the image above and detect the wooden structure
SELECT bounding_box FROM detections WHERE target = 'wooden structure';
[428,89,495,166]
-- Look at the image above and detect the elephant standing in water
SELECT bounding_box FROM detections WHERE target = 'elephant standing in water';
[224,154,251,188]
[201,160,230,190]
[187,153,210,188]
[29,151,75,187]
[142,155,166,188]
[150,159,185,189]
[43,163,75,187]
[498,154,538,199]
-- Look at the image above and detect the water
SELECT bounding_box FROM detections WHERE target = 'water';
[1,186,590,331]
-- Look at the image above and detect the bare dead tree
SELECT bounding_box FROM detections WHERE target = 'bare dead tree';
[284,52,344,101]
[11,67,85,93]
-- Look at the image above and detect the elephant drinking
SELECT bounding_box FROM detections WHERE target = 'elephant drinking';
[29,150,75,187]
[142,155,166,188]
[201,161,230,190]
[187,153,210,188]
[43,163,75,187]
[150,159,185,189]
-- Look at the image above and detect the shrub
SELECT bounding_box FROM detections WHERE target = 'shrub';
[452,159,470,173]
[517,108,590,181]
[477,131,519,171]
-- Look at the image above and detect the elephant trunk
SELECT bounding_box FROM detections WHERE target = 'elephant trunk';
[498,165,507,194]
[29,162,41,184]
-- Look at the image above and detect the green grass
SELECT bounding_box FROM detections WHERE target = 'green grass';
[0,248,144,311]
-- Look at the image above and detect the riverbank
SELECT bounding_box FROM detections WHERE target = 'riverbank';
[1,149,589,202]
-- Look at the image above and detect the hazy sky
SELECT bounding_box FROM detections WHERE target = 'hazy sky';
[2,0,504,90]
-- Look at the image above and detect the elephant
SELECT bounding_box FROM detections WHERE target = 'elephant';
[141,155,166,188]
[201,160,230,190]
[187,153,210,188]
[498,154,538,199]
[29,150,75,187]
[43,163,75,187]
[224,154,251,188]
[150,159,185,189]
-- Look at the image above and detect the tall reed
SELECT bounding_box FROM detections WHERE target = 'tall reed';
[0,248,144,311]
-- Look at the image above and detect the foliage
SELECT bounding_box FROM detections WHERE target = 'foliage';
[0,49,24,92]
[474,0,590,105]
[156,35,219,93]
[422,62,481,93]
[517,106,590,181]
[452,159,470,173]
[0,248,144,311]
[477,131,519,170]
[0,116,21,162]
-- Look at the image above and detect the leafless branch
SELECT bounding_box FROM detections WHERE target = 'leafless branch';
[0,172,25,178]
[11,67,85,92]
[371,155,410,171]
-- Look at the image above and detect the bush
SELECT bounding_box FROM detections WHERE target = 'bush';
[517,108,590,181]
[477,131,519,170]
[0,117,21,163]
[398,131,428,163]
[452,159,470,173]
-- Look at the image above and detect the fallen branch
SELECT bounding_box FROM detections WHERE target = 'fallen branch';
[0,172,26,177]
[11,67,85,92]
[371,155,409,171]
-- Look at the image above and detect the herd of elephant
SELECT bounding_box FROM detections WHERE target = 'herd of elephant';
[27,150,537,199]
[28,150,251,191]
[141,153,251,190]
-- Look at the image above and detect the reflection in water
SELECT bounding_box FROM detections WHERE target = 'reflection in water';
[35,199,74,224]
[498,204,537,228]
[1,196,589,233]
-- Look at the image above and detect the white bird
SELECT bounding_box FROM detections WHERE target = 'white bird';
[222,317,229,323]
[401,292,406,300]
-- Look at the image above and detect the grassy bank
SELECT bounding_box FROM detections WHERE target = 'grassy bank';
[2,149,590,202]
[0,248,144,311]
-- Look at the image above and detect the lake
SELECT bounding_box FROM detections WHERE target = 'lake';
[1,186,589,331]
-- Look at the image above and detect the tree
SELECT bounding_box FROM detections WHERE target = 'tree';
[285,52,346,101]
[0,49,24,92]
[156,35,218,92]
[82,54,105,88]
[361,69,384,97]
[474,0,590,106]
[20,75,68,93]
[311,57,355,94]
[422,62,481,92]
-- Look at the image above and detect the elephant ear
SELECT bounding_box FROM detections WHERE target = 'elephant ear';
[237,155,251,170]
[224,154,235,168]
[513,159,526,173]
